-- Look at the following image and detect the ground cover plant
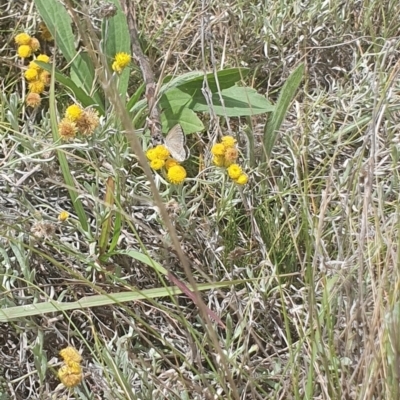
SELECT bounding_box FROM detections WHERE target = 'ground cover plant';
[1,0,400,399]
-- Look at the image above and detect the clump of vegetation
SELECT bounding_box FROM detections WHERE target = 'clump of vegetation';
[1,0,400,399]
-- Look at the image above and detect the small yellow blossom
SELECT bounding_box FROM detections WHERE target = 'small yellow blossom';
[65,104,83,122]
[211,143,226,157]
[234,174,248,185]
[29,37,40,52]
[146,148,158,161]
[150,159,165,170]
[59,346,82,363]
[26,93,41,108]
[28,80,45,94]
[221,135,236,148]
[39,22,53,41]
[36,54,50,63]
[29,60,41,70]
[212,155,225,167]
[167,165,187,184]
[58,211,70,222]
[58,118,78,140]
[112,52,130,73]
[18,45,32,58]
[58,362,82,388]
[227,164,242,180]
[154,145,170,160]
[24,68,39,81]
[15,33,31,45]
[165,159,179,170]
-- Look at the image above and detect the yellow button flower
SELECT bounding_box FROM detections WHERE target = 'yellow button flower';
[146,148,158,161]
[221,135,236,148]
[28,80,45,94]
[58,211,70,222]
[154,145,170,160]
[65,104,83,122]
[112,52,131,73]
[150,159,165,170]
[212,155,225,167]
[59,346,82,363]
[227,164,242,180]
[58,362,82,388]
[36,54,50,63]
[167,165,187,184]
[15,33,31,45]
[165,159,179,170]
[235,173,248,185]
[18,45,32,58]
[211,143,226,157]
[24,68,39,81]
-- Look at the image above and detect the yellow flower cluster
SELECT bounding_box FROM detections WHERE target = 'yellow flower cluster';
[112,52,131,73]
[15,32,40,58]
[58,346,83,388]
[211,136,248,185]
[23,54,51,107]
[146,145,187,184]
[58,104,100,140]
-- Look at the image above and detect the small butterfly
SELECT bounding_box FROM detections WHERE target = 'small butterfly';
[164,124,189,162]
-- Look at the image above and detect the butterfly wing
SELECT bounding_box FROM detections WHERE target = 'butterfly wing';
[165,124,188,162]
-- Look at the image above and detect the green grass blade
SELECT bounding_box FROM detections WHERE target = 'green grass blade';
[262,63,304,161]
[48,54,89,233]
[0,280,241,322]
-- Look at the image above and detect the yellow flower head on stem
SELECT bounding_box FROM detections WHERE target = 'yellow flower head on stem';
[227,164,242,180]
[58,211,70,222]
[36,54,50,63]
[221,135,236,148]
[18,45,32,58]
[24,68,39,82]
[165,159,179,170]
[15,33,31,45]
[154,145,170,160]
[59,346,82,363]
[65,104,83,122]
[28,80,45,94]
[150,159,165,170]
[212,155,226,167]
[58,362,82,388]
[234,173,248,185]
[112,52,131,73]
[211,143,226,157]
[167,165,187,184]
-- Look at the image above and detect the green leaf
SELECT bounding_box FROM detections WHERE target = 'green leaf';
[0,280,241,322]
[127,82,145,115]
[101,0,131,96]
[263,63,305,161]
[161,108,204,134]
[34,0,97,96]
[129,68,248,114]
[191,86,274,117]
[172,67,249,94]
